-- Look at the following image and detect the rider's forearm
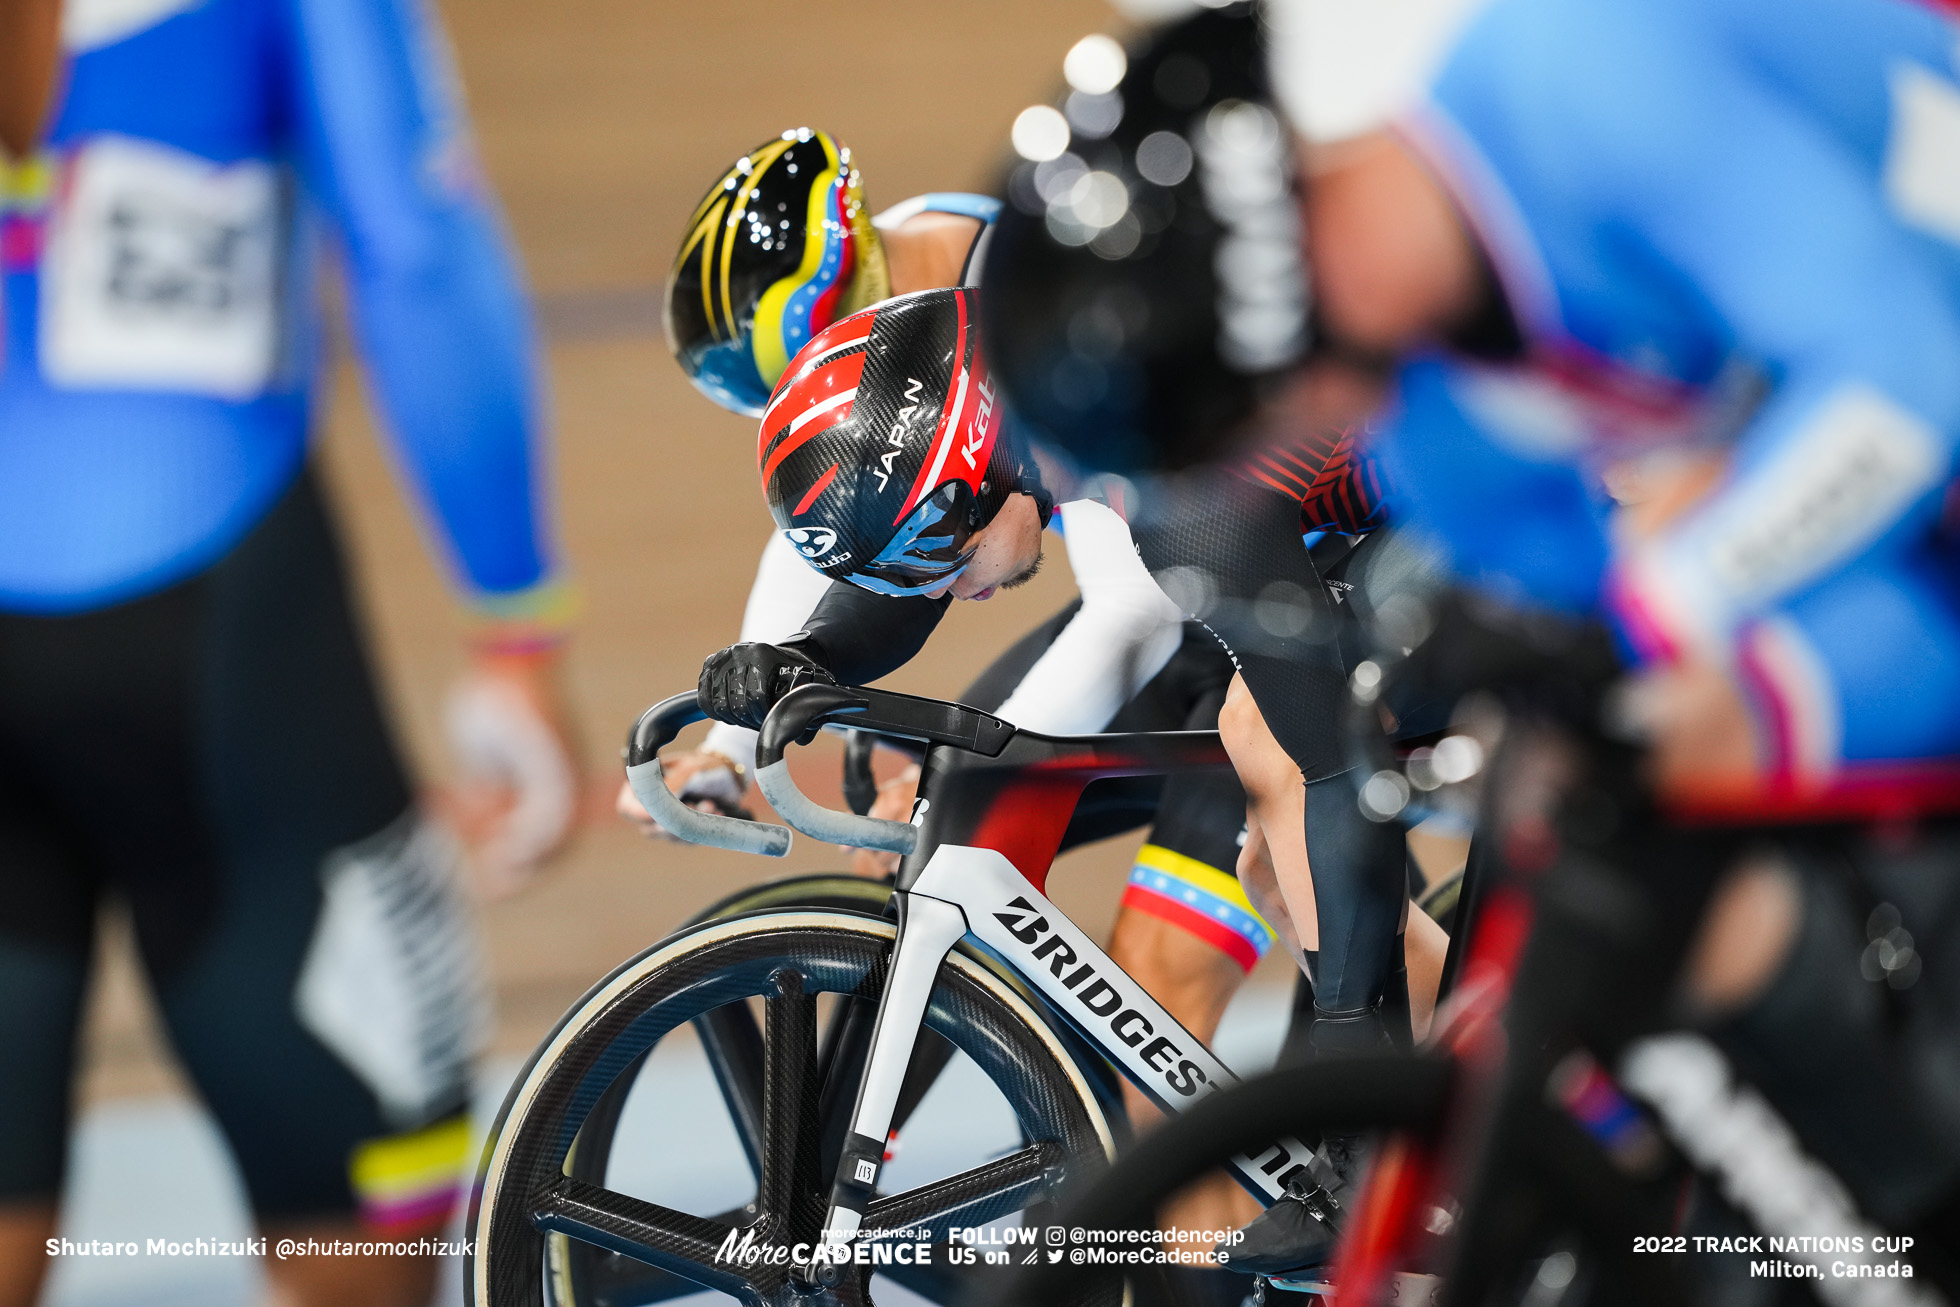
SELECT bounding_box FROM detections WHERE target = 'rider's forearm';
[309,0,562,608]
[798,581,951,686]
[702,533,847,770]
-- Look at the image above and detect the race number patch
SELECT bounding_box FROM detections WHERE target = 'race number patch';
[40,135,282,398]
[1703,384,1943,603]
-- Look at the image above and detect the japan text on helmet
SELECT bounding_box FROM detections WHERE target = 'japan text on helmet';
[979,3,1309,475]
[665,129,893,416]
[758,287,1050,597]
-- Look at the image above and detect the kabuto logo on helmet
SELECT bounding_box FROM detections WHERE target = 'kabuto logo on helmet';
[784,526,840,560]
[756,288,1044,597]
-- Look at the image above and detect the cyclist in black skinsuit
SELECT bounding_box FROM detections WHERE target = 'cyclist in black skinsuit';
[625,139,1288,1268]
[636,127,1282,1006]
[981,1,1444,1066]
[695,277,1450,1273]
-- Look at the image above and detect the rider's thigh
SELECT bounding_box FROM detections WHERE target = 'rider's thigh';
[1119,681,1276,976]
[1059,628,1244,853]
[1218,673,1301,802]
[0,577,181,1215]
[1404,908,1448,1039]
[145,476,477,1235]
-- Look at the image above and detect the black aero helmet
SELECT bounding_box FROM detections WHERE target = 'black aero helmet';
[758,287,1048,597]
[665,129,890,416]
[980,4,1309,475]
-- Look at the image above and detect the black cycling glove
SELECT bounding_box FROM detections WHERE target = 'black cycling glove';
[697,638,835,730]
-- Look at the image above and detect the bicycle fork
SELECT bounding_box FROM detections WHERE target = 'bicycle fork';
[808,890,969,1269]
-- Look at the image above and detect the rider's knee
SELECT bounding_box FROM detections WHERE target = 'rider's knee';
[1682,851,1802,1019]
[1220,679,1294,800]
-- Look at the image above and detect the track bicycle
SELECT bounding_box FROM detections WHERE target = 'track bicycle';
[468,682,1334,1307]
[1003,596,1960,1307]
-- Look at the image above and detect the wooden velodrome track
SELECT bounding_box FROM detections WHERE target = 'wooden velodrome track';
[78,0,1198,1098]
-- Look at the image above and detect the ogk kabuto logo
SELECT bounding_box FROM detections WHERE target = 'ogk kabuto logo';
[785,526,839,560]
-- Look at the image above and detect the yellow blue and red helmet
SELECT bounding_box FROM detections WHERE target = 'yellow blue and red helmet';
[664,129,890,417]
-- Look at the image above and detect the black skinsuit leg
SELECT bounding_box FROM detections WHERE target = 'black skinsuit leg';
[1304,772,1412,1049]
[1132,470,1413,1053]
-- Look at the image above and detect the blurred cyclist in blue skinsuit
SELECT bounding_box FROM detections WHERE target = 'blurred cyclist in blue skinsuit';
[984,0,1960,1276]
[0,0,577,1302]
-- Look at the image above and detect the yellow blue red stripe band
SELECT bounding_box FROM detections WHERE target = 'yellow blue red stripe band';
[349,1113,470,1235]
[751,135,843,387]
[1121,844,1274,973]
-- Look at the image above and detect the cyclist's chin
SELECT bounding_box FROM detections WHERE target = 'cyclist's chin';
[946,547,1042,601]
[943,572,1002,601]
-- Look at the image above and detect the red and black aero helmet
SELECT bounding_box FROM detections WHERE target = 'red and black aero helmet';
[758,288,1051,597]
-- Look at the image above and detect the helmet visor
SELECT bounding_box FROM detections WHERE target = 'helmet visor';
[846,483,982,598]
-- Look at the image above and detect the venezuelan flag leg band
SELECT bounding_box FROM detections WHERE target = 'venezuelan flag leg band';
[1121,845,1275,974]
[350,1113,471,1235]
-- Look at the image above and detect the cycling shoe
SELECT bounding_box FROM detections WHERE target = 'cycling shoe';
[1224,1135,1365,1277]
[1225,1190,1339,1275]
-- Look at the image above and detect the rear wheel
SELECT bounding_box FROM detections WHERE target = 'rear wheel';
[469,909,1122,1307]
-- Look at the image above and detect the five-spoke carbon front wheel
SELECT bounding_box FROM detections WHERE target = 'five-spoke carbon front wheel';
[467,909,1119,1307]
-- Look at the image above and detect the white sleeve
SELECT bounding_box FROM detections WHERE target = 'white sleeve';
[701,532,836,772]
[1266,0,1483,144]
[992,499,1185,736]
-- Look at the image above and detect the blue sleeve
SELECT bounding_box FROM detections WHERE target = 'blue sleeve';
[1373,358,1615,617]
[284,0,561,609]
[918,193,1002,225]
[1576,9,1960,649]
